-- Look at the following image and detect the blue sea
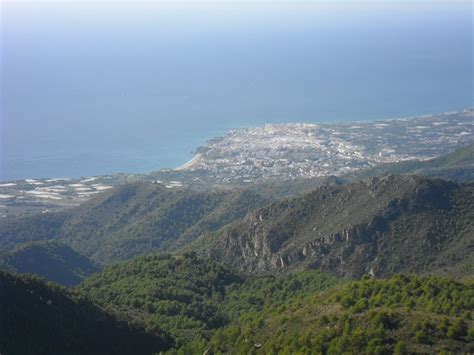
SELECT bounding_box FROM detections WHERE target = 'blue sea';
[1,1,472,181]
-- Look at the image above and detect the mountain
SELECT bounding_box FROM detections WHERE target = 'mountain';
[189,175,474,278]
[0,241,99,286]
[0,270,172,355]
[57,183,269,263]
[78,253,241,347]
[178,274,474,354]
[0,182,269,265]
[346,142,474,182]
[74,254,473,354]
[3,175,472,283]
[76,253,341,351]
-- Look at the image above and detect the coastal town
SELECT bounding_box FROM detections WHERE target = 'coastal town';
[177,109,474,182]
[1,109,473,217]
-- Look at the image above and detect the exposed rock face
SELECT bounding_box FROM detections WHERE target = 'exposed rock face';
[199,176,474,278]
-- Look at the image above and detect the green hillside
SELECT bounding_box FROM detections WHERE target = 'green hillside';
[0,241,99,286]
[0,270,172,355]
[190,175,474,278]
[72,254,474,354]
[176,274,474,354]
[0,182,269,265]
[0,212,68,253]
[76,254,342,351]
[58,183,268,263]
[78,253,241,346]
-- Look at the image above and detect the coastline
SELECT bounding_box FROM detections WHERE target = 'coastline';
[3,107,473,182]
[175,153,202,171]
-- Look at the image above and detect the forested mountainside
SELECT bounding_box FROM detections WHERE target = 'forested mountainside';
[75,254,473,354]
[0,183,269,265]
[176,273,474,354]
[0,270,172,355]
[346,142,474,182]
[78,253,242,346]
[76,253,342,349]
[2,251,473,354]
[0,241,99,286]
[190,175,474,278]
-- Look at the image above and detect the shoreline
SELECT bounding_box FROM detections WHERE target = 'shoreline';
[175,153,202,171]
[2,107,473,182]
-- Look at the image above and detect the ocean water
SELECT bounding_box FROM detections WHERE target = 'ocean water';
[1,1,472,181]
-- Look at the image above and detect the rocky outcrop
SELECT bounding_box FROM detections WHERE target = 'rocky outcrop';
[198,176,474,278]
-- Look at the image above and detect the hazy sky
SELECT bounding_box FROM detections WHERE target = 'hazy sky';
[1,0,472,179]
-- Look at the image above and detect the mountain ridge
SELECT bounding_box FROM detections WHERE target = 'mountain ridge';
[189,175,474,278]
[0,183,270,267]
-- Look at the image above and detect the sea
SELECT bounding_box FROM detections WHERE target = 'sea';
[1,1,472,181]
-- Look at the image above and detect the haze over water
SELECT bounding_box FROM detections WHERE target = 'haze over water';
[1,1,472,180]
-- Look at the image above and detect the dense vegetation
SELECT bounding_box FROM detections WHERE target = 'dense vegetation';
[76,254,341,348]
[220,270,340,322]
[0,241,99,286]
[2,251,473,354]
[0,270,172,355]
[73,253,474,353]
[173,274,474,354]
[78,253,242,346]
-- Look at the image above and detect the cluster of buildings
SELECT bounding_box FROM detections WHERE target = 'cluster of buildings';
[181,109,474,182]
